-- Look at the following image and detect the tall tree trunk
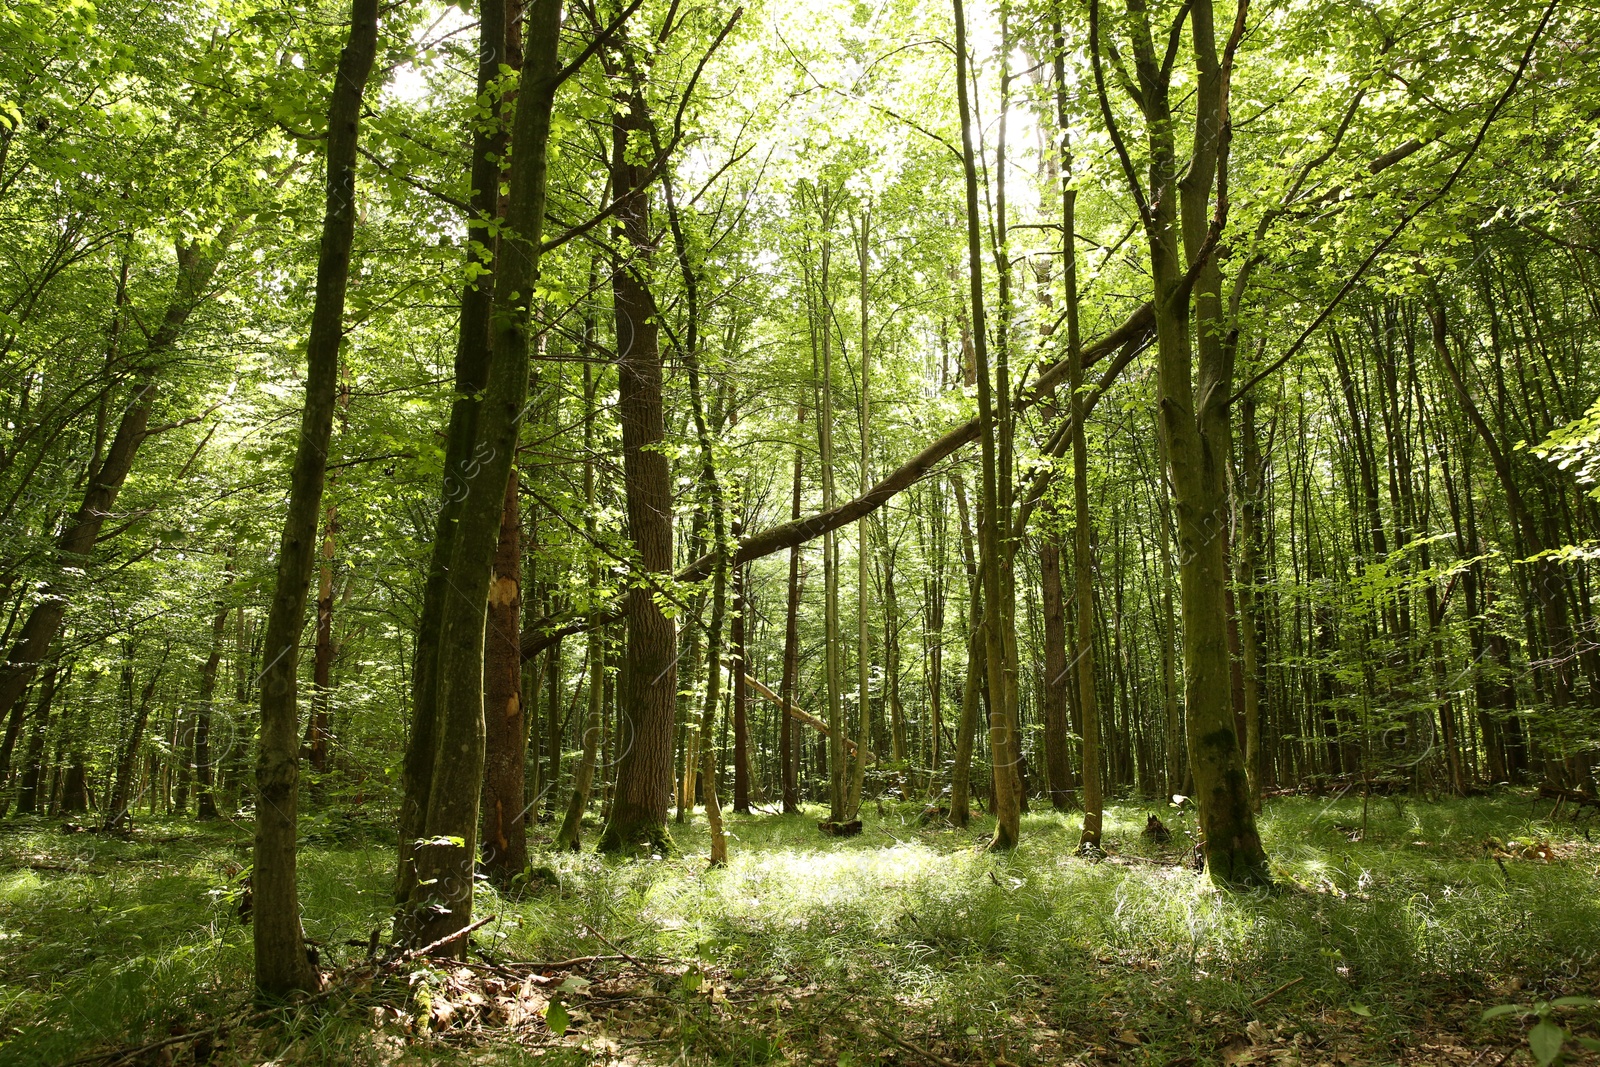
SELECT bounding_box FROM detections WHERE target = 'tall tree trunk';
[690,389,729,868]
[481,470,527,879]
[255,0,378,995]
[732,556,751,814]
[396,0,561,950]
[1039,529,1073,810]
[397,0,514,904]
[1092,0,1267,884]
[882,545,907,799]
[953,0,1020,849]
[194,554,234,821]
[779,416,804,814]
[544,636,562,815]
[1071,384,1102,848]
[1156,439,1185,797]
[306,373,349,777]
[947,471,982,827]
[3,661,61,819]
[59,670,96,815]
[1236,389,1266,810]
[599,62,679,855]
[106,649,167,830]
[556,349,606,849]
[14,661,67,816]
[848,206,872,819]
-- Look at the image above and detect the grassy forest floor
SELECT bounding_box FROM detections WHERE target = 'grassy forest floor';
[1,793,1597,1066]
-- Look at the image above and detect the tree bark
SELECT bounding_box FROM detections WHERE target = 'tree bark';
[396,0,514,904]
[848,206,872,819]
[953,0,1020,850]
[4,660,61,818]
[481,469,527,879]
[1091,0,1267,884]
[0,237,226,739]
[306,373,349,777]
[193,555,233,821]
[255,0,377,995]
[779,417,804,814]
[556,348,606,850]
[732,557,751,814]
[947,471,982,827]
[396,0,562,950]
[106,648,166,830]
[598,62,678,856]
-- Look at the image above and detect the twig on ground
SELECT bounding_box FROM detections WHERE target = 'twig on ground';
[578,919,665,976]
[398,915,496,962]
[866,1021,965,1067]
[1251,975,1304,1008]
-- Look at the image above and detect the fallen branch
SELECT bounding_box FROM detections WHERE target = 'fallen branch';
[521,302,1157,659]
[1251,975,1304,1008]
[577,920,665,977]
[865,1021,965,1067]
[397,914,495,962]
[736,667,857,756]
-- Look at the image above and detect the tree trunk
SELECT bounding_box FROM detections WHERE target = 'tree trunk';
[598,62,678,855]
[556,346,607,850]
[4,661,61,819]
[397,0,516,905]
[1236,390,1266,810]
[107,650,167,830]
[403,0,566,953]
[397,0,562,951]
[544,636,562,816]
[255,0,378,995]
[193,557,233,821]
[306,373,349,777]
[948,472,982,827]
[779,416,804,814]
[1092,0,1267,885]
[732,558,751,814]
[481,470,527,879]
[953,0,1020,850]
[0,236,226,740]
[882,545,907,799]
[848,206,872,819]
[14,662,66,816]
[1039,530,1073,810]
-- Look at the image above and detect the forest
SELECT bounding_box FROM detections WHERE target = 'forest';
[1,0,1599,1061]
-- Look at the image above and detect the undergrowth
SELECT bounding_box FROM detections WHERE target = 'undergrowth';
[1,792,1596,1065]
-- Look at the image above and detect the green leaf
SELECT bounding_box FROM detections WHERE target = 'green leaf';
[1349,1003,1372,1017]
[1528,1020,1563,1066]
[681,968,703,992]
[1551,997,1599,1009]
[1483,1004,1527,1020]
[546,998,569,1037]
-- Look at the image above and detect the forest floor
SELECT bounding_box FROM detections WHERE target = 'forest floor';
[1,792,1597,1067]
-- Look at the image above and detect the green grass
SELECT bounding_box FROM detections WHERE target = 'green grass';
[1,792,1596,1065]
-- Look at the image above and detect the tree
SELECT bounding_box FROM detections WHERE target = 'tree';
[253,0,378,995]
